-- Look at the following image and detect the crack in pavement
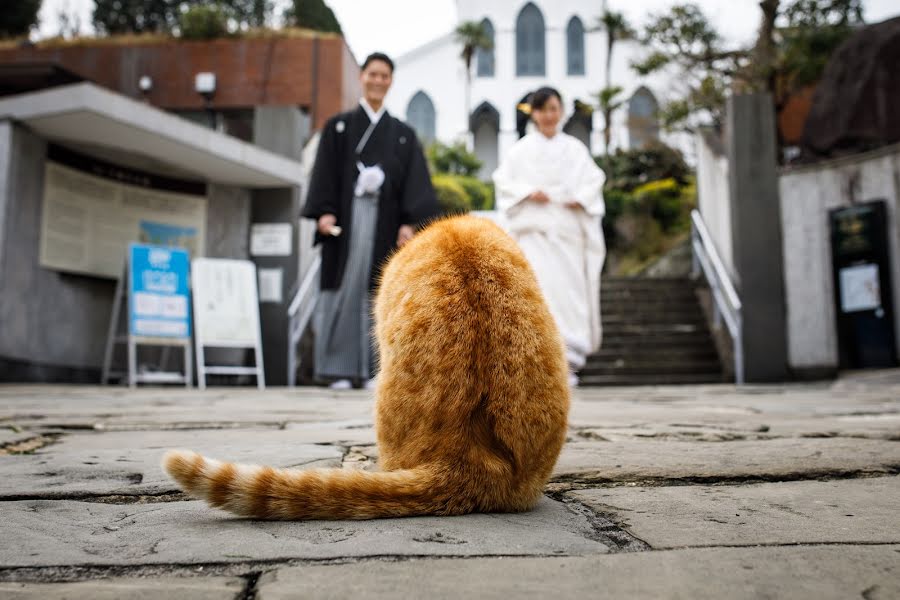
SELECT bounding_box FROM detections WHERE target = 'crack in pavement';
[0,492,189,504]
[238,571,261,600]
[653,541,900,551]
[545,493,651,553]
[547,466,900,492]
[0,553,612,584]
[4,469,898,506]
[4,542,897,584]
[573,428,900,443]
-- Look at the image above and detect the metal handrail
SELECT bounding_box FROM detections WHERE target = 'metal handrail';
[286,254,321,387]
[690,209,744,385]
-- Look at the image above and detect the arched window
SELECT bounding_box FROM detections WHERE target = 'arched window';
[470,102,501,179]
[567,16,585,76]
[564,100,592,148]
[627,87,660,149]
[516,3,545,76]
[407,91,436,144]
[476,19,495,77]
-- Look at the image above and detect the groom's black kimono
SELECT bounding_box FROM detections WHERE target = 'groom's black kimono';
[302,106,438,291]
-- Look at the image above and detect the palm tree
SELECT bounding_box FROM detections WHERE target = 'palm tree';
[594,9,634,154]
[455,21,493,140]
[597,10,635,90]
[596,86,625,155]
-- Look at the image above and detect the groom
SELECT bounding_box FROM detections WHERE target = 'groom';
[302,52,438,390]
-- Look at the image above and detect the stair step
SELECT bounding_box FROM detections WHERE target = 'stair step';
[601,332,713,352]
[602,277,691,285]
[578,373,729,386]
[602,291,699,300]
[603,327,715,336]
[580,361,723,376]
[601,311,706,325]
[591,348,720,360]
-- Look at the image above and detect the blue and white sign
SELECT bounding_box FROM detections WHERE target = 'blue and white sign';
[129,244,191,338]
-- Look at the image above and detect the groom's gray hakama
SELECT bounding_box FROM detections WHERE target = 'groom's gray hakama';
[312,190,378,380]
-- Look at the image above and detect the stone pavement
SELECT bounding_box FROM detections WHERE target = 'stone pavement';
[1,371,898,598]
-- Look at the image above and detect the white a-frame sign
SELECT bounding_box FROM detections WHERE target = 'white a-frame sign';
[191,258,265,390]
[102,244,193,387]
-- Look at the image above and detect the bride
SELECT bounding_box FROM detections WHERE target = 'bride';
[493,87,607,385]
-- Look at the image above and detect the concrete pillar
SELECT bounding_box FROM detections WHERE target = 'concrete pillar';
[250,187,301,386]
[727,93,789,382]
[251,106,310,385]
[0,120,12,276]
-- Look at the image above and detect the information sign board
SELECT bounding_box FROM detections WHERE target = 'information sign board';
[191,258,265,389]
[129,244,192,339]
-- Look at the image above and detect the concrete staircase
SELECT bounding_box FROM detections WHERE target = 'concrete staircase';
[579,277,726,386]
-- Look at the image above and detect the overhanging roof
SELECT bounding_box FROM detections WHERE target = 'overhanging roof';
[0,83,303,188]
[0,62,86,97]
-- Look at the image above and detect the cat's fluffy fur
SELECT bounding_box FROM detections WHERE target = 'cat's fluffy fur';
[163,215,570,519]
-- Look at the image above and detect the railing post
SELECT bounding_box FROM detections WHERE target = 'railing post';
[691,222,701,280]
[287,316,297,388]
[734,315,745,385]
[285,254,322,389]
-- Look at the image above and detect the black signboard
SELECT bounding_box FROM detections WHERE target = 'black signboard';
[829,200,898,369]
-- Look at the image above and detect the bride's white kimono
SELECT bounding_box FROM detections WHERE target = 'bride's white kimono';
[493,131,607,369]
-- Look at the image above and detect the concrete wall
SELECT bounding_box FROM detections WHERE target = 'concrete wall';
[695,130,735,280]
[0,124,114,380]
[0,123,255,381]
[253,106,309,162]
[779,144,900,371]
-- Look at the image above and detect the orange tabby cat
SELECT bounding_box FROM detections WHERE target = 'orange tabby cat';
[163,215,570,519]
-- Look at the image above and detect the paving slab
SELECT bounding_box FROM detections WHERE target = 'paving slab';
[570,391,900,433]
[255,545,900,600]
[39,426,375,452]
[575,412,900,442]
[0,441,343,498]
[0,577,244,599]
[572,476,900,548]
[0,497,609,568]
[553,438,900,483]
[0,387,373,431]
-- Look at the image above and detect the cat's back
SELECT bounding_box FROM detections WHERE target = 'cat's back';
[375,215,567,396]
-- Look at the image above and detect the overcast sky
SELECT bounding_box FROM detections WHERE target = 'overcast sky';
[39,0,900,61]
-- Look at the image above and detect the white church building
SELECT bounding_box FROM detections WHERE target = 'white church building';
[385,0,674,179]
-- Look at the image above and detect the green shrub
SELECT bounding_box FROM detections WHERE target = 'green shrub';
[482,182,496,211]
[601,187,631,244]
[632,178,682,231]
[431,175,471,215]
[596,141,691,192]
[428,141,483,177]
[284,0,343,33]
[179,5,230,40]
[454,176,494,211]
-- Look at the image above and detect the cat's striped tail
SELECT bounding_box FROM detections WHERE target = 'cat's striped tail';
[162,450,445,520]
